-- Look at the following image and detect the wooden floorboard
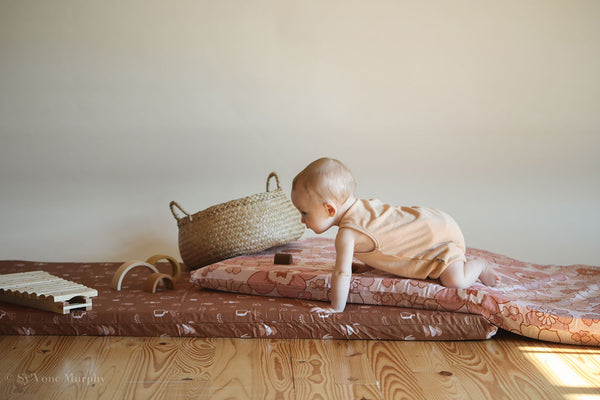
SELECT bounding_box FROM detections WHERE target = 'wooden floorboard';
[0,331,599,400]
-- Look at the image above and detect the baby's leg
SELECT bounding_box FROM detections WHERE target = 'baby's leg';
[478,261,501,286]
[439,259,500,288]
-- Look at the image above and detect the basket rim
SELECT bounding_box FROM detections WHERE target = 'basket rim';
[170,172,289,224]
[193,187,285,218]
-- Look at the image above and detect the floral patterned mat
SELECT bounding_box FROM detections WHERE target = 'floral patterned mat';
[191,238,600,346]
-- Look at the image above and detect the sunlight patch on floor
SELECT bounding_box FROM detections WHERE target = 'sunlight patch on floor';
[519,345,600,399]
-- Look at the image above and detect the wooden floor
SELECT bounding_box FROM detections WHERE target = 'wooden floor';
[1,331,599,400]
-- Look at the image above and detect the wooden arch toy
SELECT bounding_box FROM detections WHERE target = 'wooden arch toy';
[143,273,176,293]
[144,254,181,283]
[112,254,181,291]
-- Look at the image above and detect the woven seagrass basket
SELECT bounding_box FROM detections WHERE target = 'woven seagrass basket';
[170,172,305,270]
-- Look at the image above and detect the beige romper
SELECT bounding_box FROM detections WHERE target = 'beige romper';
[339,199,466,279]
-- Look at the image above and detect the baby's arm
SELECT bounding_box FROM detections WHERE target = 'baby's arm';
[310,228,354,314]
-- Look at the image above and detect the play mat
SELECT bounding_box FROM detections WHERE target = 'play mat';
[191,238,600,346]
[0,258,495,341]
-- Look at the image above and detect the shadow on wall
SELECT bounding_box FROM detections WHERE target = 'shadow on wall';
[109,220,181,263]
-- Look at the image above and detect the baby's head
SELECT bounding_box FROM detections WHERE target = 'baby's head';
[291,158,356,233]
[292,157,356,203]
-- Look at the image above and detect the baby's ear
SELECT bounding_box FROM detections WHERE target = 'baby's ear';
[323,202,337,217]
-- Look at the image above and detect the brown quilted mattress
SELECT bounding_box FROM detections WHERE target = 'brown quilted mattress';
[0,260,498,340]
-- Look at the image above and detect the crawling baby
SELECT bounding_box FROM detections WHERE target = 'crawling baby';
[291,157,499,314]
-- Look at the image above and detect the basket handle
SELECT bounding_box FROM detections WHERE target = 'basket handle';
[169,201,192,222]
[266,172,281,192]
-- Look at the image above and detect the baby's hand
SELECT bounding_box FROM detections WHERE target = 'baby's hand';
[310,306,343,315]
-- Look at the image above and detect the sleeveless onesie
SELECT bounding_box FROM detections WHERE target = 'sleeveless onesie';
[338,199,466,279]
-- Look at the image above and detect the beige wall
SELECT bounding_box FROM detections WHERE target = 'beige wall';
[1,1,599,265]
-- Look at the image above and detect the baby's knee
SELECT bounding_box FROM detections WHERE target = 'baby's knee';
[439,273,468,288]
[439,262,469,288]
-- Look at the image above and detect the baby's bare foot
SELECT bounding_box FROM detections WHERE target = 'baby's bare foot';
[479,262,501,287]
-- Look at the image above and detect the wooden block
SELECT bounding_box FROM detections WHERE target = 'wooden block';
[274,253,293,265]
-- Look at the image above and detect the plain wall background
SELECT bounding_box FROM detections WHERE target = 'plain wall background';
[1,0,598,265]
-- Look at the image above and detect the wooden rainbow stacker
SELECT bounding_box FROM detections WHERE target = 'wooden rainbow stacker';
[0,271,98,314]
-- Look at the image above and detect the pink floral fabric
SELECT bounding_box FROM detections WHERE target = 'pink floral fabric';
[191,238,600,346]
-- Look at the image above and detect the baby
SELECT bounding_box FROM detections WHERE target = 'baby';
[291,157,500,314]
